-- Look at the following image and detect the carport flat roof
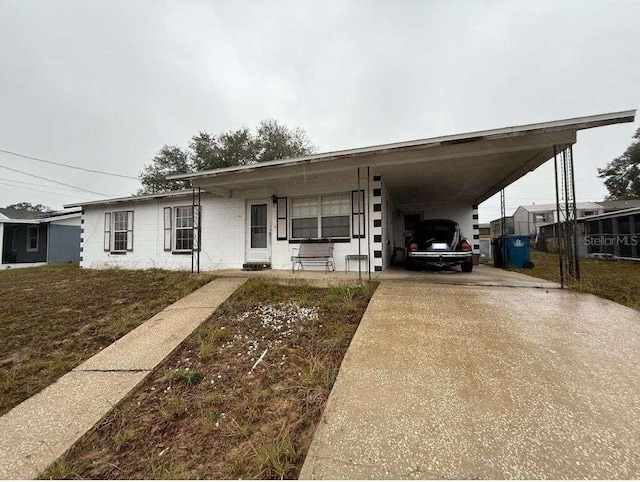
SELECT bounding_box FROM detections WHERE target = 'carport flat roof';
[167,110,635,206]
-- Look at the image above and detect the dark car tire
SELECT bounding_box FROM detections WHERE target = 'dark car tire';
[461,260,473,273]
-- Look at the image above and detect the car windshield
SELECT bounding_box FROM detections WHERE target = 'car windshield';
[414,221,456,245]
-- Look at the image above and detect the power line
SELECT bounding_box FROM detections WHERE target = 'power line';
[0,180,94,200]
[0,177,94,193]
[0,162,114,197]
[0,148,138,179]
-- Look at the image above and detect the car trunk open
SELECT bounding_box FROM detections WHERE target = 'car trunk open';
[413,220,458,250]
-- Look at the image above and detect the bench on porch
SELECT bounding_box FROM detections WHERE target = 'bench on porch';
[291,239,335,272]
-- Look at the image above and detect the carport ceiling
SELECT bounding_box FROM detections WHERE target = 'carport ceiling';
[173,110,635,205]
[378,145,558,205]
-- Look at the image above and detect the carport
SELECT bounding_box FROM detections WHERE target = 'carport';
[170,110,635,281]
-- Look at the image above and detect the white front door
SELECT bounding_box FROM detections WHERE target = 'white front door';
[245,200,271,262]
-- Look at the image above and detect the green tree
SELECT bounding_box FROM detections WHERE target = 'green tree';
[255,119,314,163]
[138,146,192,193]
[4,202,51,213]
[598,128,640,200]
[138,120,315,194]
[189,128,257,171]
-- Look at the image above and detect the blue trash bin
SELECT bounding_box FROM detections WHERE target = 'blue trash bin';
[504,235,531,268]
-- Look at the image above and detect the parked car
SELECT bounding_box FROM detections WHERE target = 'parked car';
[406,219,473,272]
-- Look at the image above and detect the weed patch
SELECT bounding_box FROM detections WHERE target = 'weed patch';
[0,264,214,416]
[41,279,377,479]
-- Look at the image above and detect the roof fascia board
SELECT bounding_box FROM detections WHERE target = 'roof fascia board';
[41,213,82,223]
[1,218,41,224]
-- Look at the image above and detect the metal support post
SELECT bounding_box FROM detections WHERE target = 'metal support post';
[500,188,507,267]
[561,146,579,282]
[553,144,580,286]
[553,147,565,287]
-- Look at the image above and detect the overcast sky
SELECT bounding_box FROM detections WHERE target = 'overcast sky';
[0,0,638,222]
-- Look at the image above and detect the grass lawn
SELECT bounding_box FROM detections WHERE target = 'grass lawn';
[41,278,377,480]
[513,250,640,311]
[0,264,215,416]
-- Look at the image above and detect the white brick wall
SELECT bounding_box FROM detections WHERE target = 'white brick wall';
[267,180,372,273]
[80,185,377,272]
[81,194,246,270]
[79,178,474,272]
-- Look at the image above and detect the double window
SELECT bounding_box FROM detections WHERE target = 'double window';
[164,206,198,253]
[290,193,352,240]
[104,211,133,253]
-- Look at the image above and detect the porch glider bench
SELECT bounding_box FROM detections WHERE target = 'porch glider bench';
[291,239,335,272]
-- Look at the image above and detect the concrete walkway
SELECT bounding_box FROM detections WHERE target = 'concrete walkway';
[217,264,560,289]
[0,277,245,480]
[300,280,640,479]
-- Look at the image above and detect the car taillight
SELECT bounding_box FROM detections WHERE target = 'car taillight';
[408,242,418,251]
[460,240,472,251]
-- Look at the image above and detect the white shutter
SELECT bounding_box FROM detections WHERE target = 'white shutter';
[104,212,111,251]
[163,207,172,251]
[126,211,134,251]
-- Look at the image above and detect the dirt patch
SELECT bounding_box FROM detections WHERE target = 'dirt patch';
[40,279,377,479]
[0,264,215,416]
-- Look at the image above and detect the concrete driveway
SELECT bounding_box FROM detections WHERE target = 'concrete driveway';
[300,278,640,479]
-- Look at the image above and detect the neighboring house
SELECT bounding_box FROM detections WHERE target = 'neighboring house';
[512,202,604,236]
[65,111,635,273]
[538,207,640,260]
[0,208,82,268]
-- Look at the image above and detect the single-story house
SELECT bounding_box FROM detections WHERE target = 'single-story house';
[538,206,640,260]
[66,110,636,273]
[596,199,640,213]
[0,208,82,268]
[492,200,640,241]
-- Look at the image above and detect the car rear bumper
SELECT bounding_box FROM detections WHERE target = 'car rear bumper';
[407,251,473,267]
